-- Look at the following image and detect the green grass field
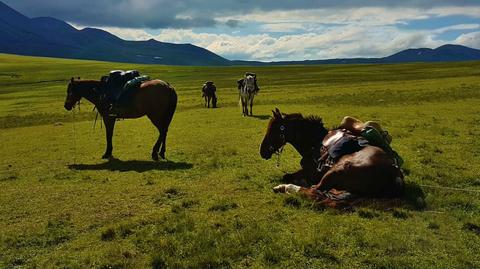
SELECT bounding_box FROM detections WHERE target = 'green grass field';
[1,53,479,268]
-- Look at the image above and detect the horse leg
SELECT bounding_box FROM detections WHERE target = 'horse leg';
[249,96,253,116]
[149,116,170,160]
[159,128,168,159]
[151,130,163,161]
[282,169,310,187]
[102,116,116,159]
[243,98,248,116]
[208,96,211,108]
[241,98,246,116]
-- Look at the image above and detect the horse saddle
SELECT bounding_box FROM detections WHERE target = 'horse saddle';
[319,119,403,171]
[104,70,150,116]
[105,70,141,101]
[202,81,216,95]
[322,129,369,160]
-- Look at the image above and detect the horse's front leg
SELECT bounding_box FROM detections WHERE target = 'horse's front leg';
[242,99,247,116]
[249,97,253,116]
[102,116,116,159]
[282,169,311,187]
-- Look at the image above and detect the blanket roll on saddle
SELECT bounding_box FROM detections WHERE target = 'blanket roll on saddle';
[123,75,150,91]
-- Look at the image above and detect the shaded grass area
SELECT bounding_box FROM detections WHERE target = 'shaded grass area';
[0,54,479,268]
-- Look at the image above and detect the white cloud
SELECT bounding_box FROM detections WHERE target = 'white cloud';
[71,6,480,61]
[454,31,480,48]
[217,6,480,27]
[432,24,480,34]
[260,23,306,33]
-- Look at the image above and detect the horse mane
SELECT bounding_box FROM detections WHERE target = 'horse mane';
[284,113,325,128]
[70,80,105,94]
[280,112,328,146]
[74,80,99,83]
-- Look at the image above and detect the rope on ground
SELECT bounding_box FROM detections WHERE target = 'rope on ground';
[419,184,480,194]
[72,109,77,165]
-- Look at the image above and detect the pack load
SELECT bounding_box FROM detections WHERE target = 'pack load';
[102,70,150,101]
[238,72,260,92]
[123,75,150,91]
[101,70,151,116]
[339,116,403,166]
[202,81,216,95]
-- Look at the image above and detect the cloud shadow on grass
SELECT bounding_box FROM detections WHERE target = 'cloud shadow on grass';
[68,158,193,172]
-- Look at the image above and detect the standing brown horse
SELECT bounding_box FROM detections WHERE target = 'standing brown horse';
[64,78,177,161]
[260,108,404,205]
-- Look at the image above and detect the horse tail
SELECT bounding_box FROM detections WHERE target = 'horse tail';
[164,86,177,128]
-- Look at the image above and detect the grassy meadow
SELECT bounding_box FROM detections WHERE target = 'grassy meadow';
[0,53,479,268]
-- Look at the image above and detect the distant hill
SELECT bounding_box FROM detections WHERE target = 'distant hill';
[382,44,480,63]
[1,1,480,66]
[232,45,480,66]
[0,1,230,66]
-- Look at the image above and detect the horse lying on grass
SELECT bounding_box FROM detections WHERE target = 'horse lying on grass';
[260,108,404,208]
[64,77,177,161]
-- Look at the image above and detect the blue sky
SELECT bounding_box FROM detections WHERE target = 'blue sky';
[4,0,480,61]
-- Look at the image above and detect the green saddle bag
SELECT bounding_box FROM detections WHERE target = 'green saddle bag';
[361,127,403,167]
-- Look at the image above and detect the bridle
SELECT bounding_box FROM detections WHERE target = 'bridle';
[271,124,287,167]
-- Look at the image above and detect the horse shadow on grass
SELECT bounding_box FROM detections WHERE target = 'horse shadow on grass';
[249,114,270,120]
[68,157,193,173]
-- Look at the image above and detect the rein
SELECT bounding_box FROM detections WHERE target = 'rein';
[275,124,287,169]
[71,107,78,165]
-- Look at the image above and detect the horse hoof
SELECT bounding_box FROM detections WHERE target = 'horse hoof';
[102,154,112,159]
[159,152,166,159]
[152,154,159,161]
[273,184,287,193]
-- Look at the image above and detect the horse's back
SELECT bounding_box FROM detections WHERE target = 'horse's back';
[140,79,174,91]
[129,79,176,116]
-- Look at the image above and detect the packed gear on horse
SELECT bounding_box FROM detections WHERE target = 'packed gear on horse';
[100,70,151,115]
[237,72,260,93]
[202,81,217,108]
[316,116,403,177]
[202,81,216,96]
[338,116,403,166]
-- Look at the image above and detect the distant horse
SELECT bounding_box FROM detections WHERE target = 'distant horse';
[239,75,257,116]
[202,81,217,108]
[64,78,177,161]
[260,108,404,206]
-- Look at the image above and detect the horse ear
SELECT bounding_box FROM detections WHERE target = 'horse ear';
[71,77,74,83]
[272,108,282,119]
[275,108,282,117]
[77,77,81,80]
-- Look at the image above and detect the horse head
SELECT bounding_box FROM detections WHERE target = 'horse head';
[260,108,287,159]
[64,77,82,111]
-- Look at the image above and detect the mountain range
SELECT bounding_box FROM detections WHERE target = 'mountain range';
[1,1,480,66]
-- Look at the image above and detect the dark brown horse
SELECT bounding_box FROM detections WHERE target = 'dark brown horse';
[260,108,404,205]
[64,78,177,161]
[202,81,217,108]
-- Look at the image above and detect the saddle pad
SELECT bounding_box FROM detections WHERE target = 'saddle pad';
[328,135,368,159]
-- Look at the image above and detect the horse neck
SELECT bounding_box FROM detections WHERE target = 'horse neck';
[75,81,106,112]
[285,118,328,157]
